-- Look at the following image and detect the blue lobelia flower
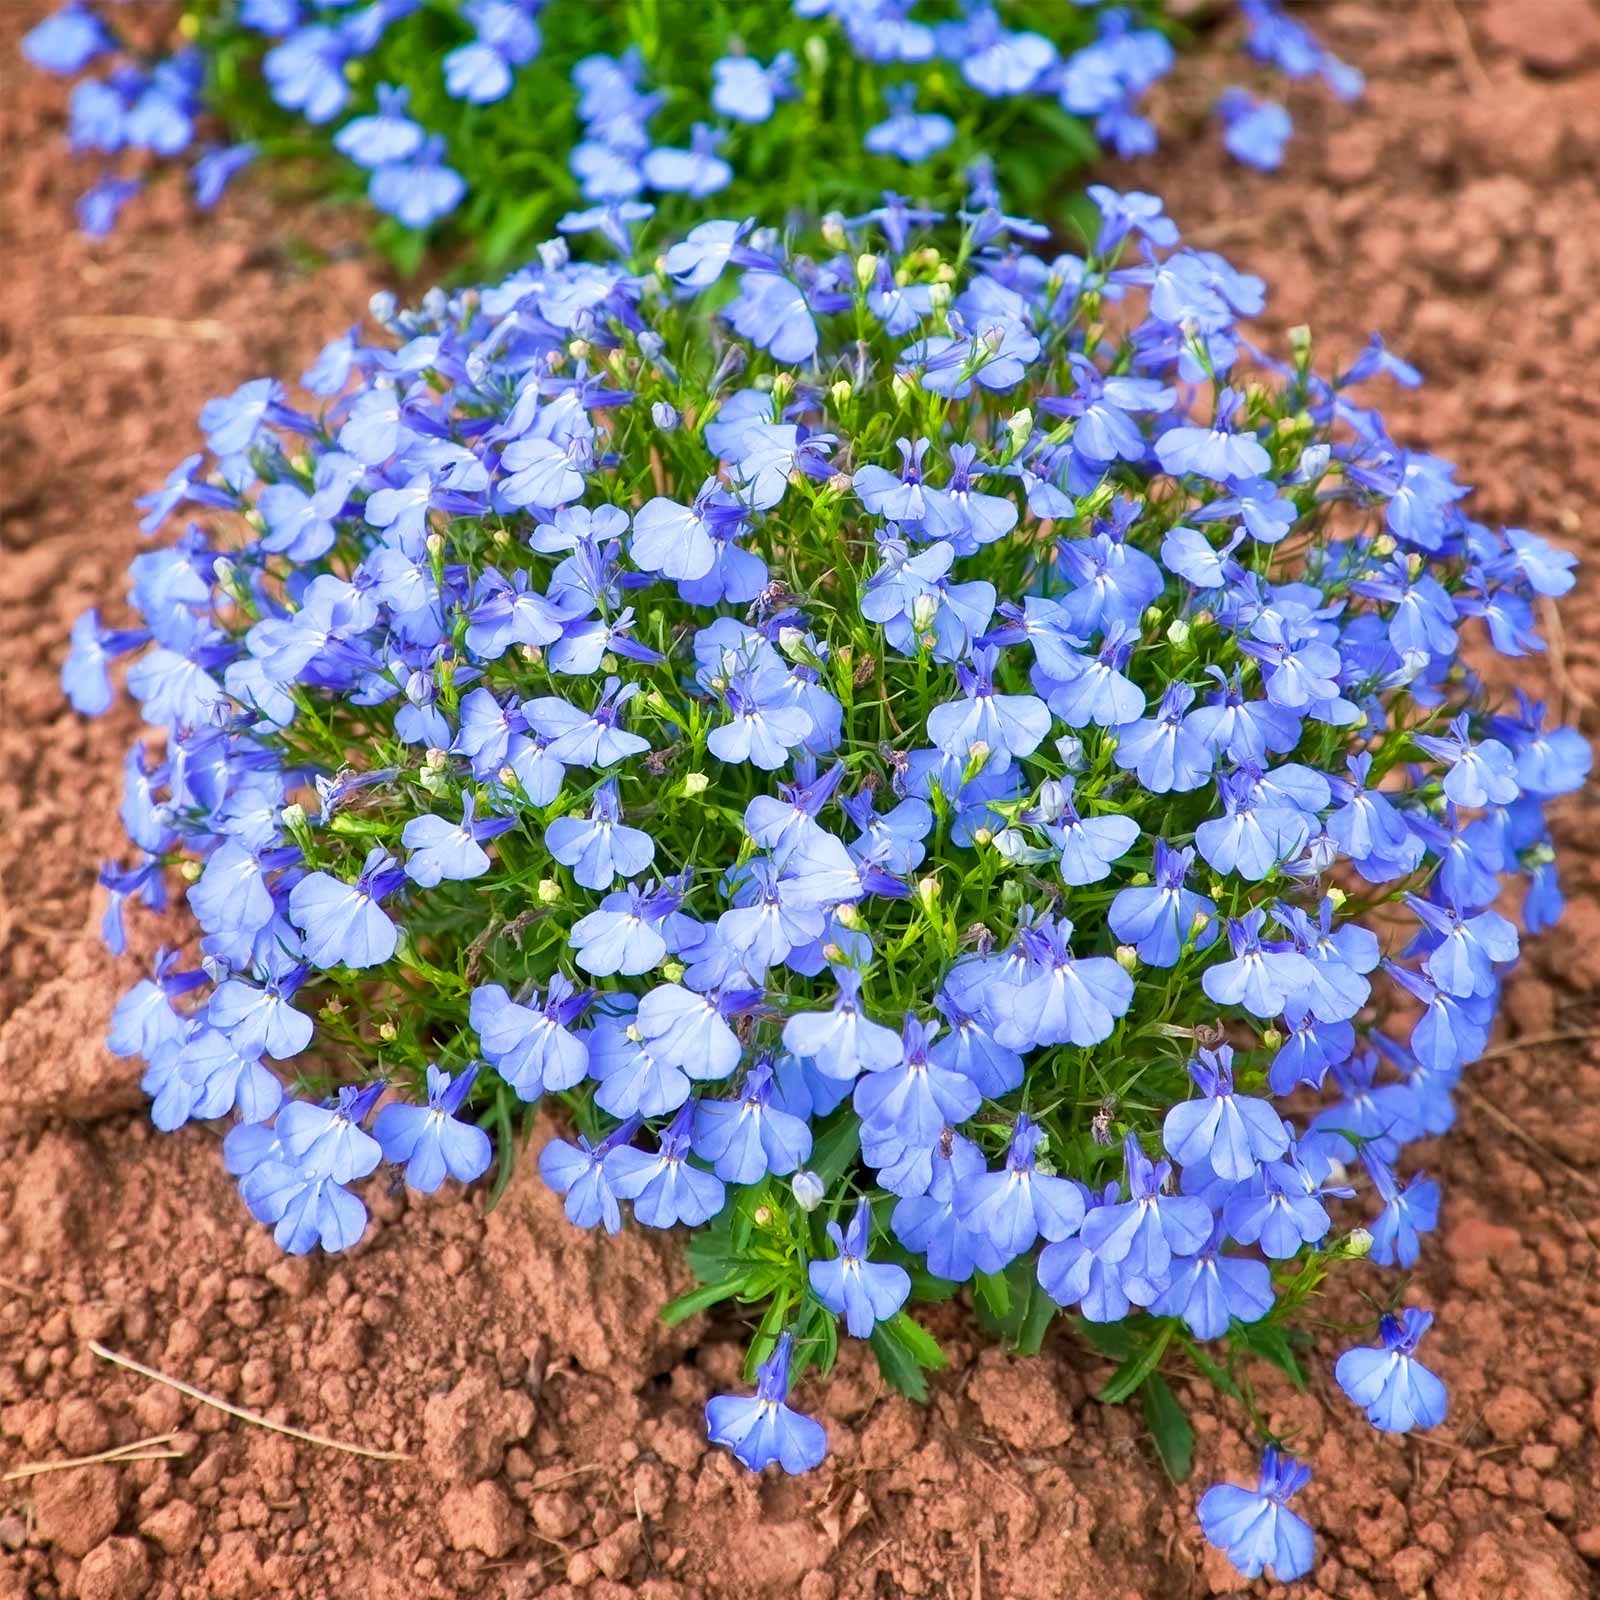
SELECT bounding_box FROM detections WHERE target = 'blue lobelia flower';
[524,676,650,767]
[782,967,904,1084]
[1223,1142,1347,1259]
[276,1082,386,1184]
[710,52,795,123]
[705,1331,827,1474]
[177,1026,284,1125]
[369,136,466,228]
[1203,909,1316,1019]
[987,913,1135,1052]
[1162,1045,1289,1182]
[470,976,591,1100]
[1364,1152,1439,1269]
[1076,1134,1212,1306]
[334,84,424,168]
[287,846,405,970]
[1036,1181,1135,1323]
[1197,1445,1315,1582]
[207,955,315,1062]
[1195,769,1311,882]
[605,1102,726,1228]
[1404,892,1517,1001]
[692,1057,813,1184]
[568,875,696,977]
[891,1130,989,1283]
[1113,681,1213,793]
[402,790,516,887]
[926,645,1050,771]
[443,0,542,105]
[240,1162,367,1255]
[1413,713,1520,807]
[864,84,954,162]
[373,1062,493,1192]
[1109,840,1217,967]
[1155,388,1271,482]
[23,2,113,75]
[953,1113,1086,1268]
[808,1197,911,1338]
[1041,779,1141,887]
[1335,1308,1448,1432]
[635,982,750,1085]
[546,779,655,890]
[538,1115,642,1234]
[853,1013,979,1148]
[1216,87,1292,171]
[1153,1217,1275,1340]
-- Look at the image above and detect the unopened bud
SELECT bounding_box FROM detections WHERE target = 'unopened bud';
[180,858,203,882]
[1190,910,1212,938]
[425,746,448,771]
[892,372,915,407]
[281,802,308,831]
[1166,616,1192,648]
[829,379,853,410]
[378,1021,397,1041]
[791,1170,825,1211]
[1325,885,1347,908]
[538,878,562,904]
[820,212,847,251]
[1115,944,1139,972]
[1341,1228,1374,1260]
[835,903,865,930]
[1261,1026,1283,1049]
[568,338,590,362]
[1007,408,1033,451]
[661,959,686,982]
[927,281,952,316]
[518,644,543,664]
[753,1205,773,1227]
[917,875,941,910]
[426,531,445,558]
[855,252,879,288]
[683,772,710,796]
[910,593,940,633]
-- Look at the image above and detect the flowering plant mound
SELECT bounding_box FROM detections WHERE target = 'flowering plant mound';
[70,184,1584,1581]
[26,0,1357,256]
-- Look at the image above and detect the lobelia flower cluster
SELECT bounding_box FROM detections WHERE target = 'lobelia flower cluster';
[24,0,1358,248]
[67,186,1584,1583]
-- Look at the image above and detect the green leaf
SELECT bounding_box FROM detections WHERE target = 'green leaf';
[807,1111,861,1190]
[1235,1321,1308,1391]
[660,1276,746,1327]
[1141,1373,1194,1483]
[1076,1316,1137,1362]
[1013,1278,1057,1357]
[1098,1321,1174,1405]
[972,1268,1011,1324]
[869,1311,948,1401]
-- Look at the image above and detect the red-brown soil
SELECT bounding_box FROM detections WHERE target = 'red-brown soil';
[3,3,1599,1597]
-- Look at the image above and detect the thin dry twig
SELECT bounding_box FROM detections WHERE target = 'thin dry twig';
[60,314,235,343]
[2,1433,186,1483]
[89,1342,413,1462]
[529,1461,603,1490]
[1428,0,1493,94]
[1458,1087,1599,1197]
[1475,1026,1600,1064]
